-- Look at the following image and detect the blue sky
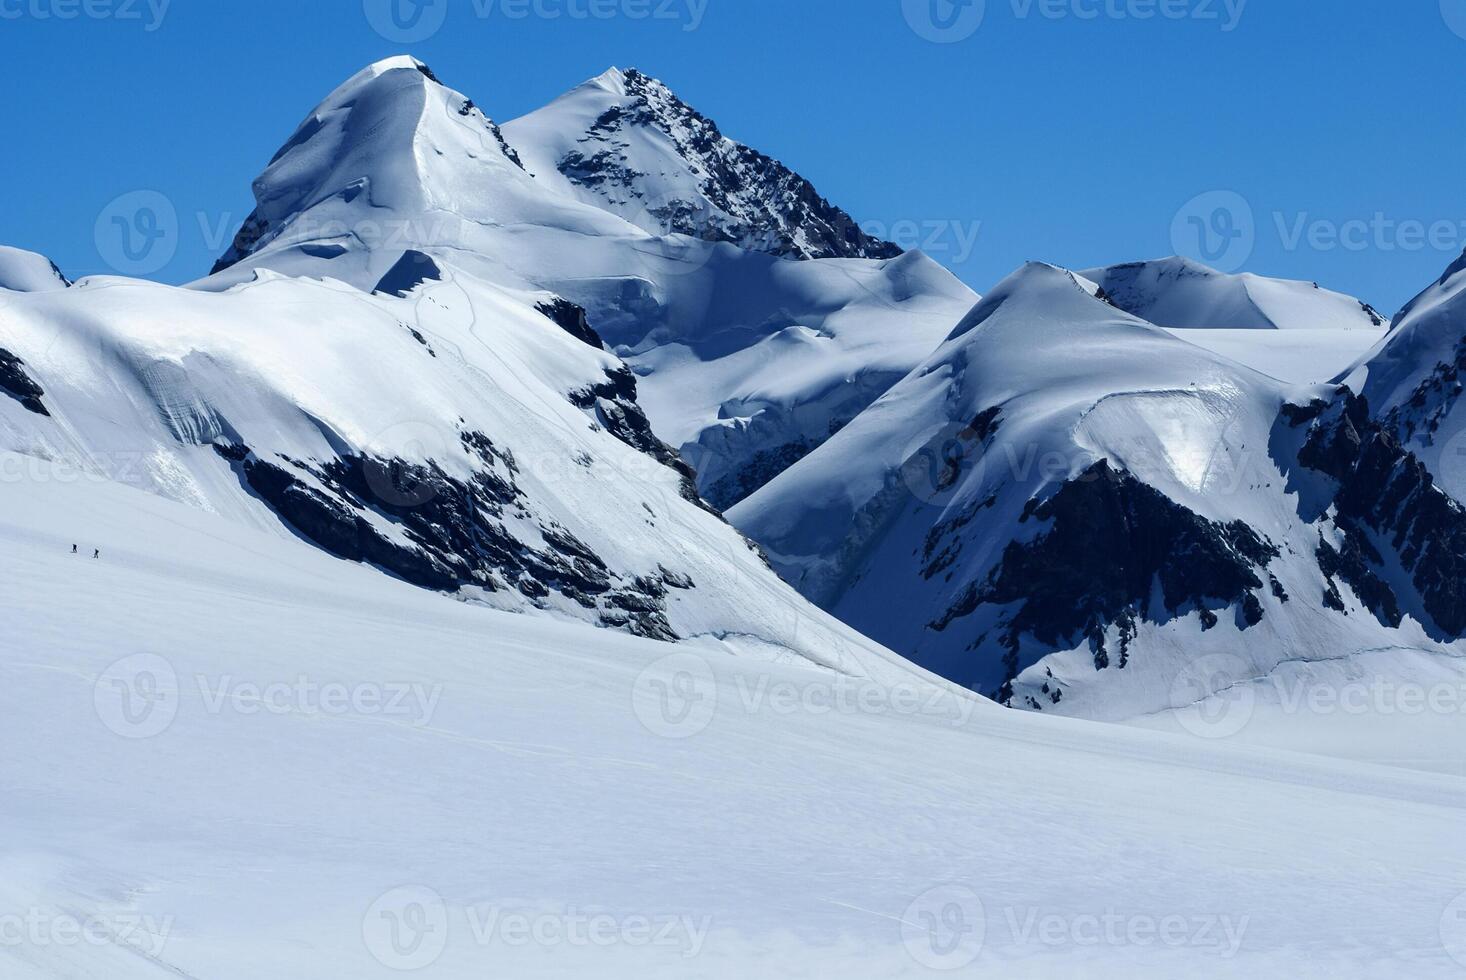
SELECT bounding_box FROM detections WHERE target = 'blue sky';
[3,0,1464,311]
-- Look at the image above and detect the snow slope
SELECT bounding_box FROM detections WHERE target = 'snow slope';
[210,58,977,509]
[731,262,1466,728]
[4,468,1466,978]
[0,253,917,680]
[0,245,70,293]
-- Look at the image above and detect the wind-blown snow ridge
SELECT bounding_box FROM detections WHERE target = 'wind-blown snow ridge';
[0,245,70,292]
[1082,256,1386,331]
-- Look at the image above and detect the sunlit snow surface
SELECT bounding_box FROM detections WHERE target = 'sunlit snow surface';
[4,471,1466,979]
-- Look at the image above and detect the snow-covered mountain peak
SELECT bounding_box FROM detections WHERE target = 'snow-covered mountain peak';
[0,246,70,292]
[1081,256,1386,331]
[212,57,627,276]
[587,65,629,94]
[503,67,902,260]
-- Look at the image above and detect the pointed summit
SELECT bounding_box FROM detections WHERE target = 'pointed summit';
[503,68,901,260]
[587,65,629,95]
[211,57,627,275]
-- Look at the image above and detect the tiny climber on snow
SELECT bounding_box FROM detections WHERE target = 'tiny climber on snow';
[93,549,100,559]
[71,544,77,554]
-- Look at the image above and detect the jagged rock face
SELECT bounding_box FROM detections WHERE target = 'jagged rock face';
[535,297,605,351]
[221,435,683,642]
[1377,335,1466,449]
[569,365,707,510]
[0,348,49,416]
[529,68,901,261]
[1288,390,1466,636]
[457,98,525,171]
[929,460,1279,701]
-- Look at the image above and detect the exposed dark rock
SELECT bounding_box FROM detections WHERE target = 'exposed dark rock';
[536,298,605,350]
[921,493,998,581]
[211,211,272,275]
[1289,389,1466,636]
[214,436,679,639]
[459,98,525,170]
[1316,525,1403,628]
[569,366,708,509]
[1384,336,1466,446]
[659,566,696,590]
[0,348,49,416]
[932,460,1278,701]
[1359,300,1387,328]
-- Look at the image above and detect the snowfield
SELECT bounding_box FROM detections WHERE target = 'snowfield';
[4,469,1466,979]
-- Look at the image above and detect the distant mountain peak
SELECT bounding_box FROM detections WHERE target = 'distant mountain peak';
[504,67,901,260]
[211,56,552,274]
[1082,256,1387,330]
